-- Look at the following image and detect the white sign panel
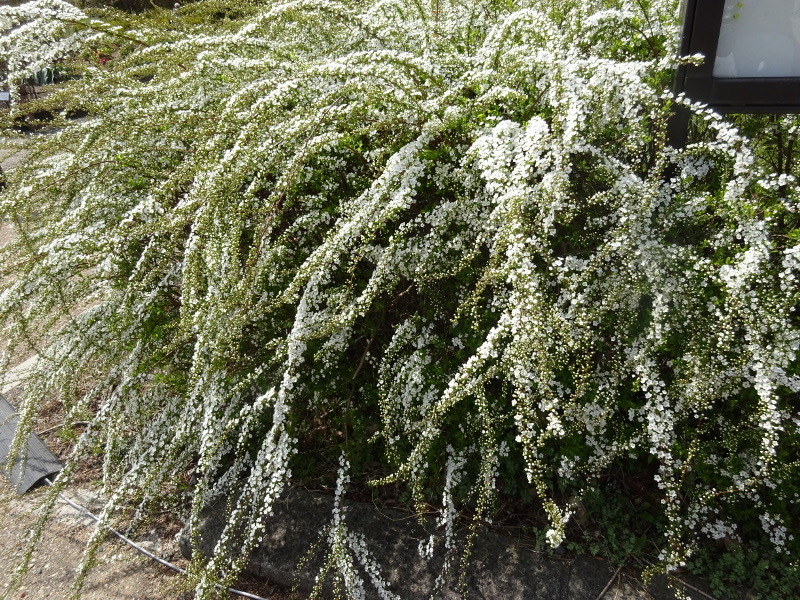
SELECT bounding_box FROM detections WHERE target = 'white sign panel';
[714,0,800,78]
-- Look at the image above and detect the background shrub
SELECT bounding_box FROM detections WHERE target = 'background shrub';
[1,0,798,598]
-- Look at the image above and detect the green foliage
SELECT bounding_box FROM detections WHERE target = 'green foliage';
[0,0,799,598]
[570,482,662,565]
[688,537,800,600]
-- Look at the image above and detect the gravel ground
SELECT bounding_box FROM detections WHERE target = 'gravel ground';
[0,479,189,599]
[0,472,289,600]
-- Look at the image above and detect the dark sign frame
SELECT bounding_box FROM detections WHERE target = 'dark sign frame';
[675,0,800,113]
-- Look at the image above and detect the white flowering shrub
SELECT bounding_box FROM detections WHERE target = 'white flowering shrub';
[1,0,799,598]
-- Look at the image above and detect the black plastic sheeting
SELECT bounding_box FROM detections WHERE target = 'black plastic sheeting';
[0,393,62,494]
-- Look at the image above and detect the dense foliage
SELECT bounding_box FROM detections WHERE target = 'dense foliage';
[1,0,799,598]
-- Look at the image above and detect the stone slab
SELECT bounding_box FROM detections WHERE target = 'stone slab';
[180,488,700,600]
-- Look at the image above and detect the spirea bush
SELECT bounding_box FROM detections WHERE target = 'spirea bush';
[1,0,799,598]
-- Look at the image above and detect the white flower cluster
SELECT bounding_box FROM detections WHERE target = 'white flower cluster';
[760,512,795,554]
[1,0,797,597]
[312,456,400,600]
[0,0,93,101]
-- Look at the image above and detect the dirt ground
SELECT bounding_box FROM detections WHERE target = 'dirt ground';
[0,368,289,600]
[0,424,287,600]
[0,479,189,599]
[0,459,290,600]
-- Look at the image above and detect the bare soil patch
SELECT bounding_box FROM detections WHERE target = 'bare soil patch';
[0,478,188,599]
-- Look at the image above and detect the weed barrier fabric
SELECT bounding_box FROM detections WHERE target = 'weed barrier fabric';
[0,393,62,494]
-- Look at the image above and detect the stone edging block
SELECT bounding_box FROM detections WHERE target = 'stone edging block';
[179,488,691,600]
